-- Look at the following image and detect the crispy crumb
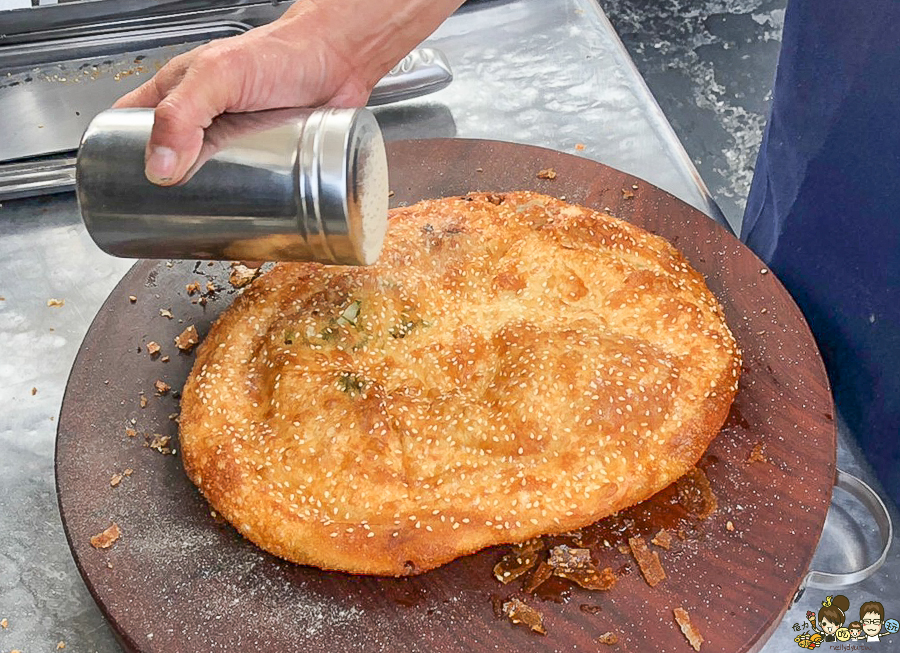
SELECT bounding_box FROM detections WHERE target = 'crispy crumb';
[47,298,65,307]
[760,268,768,274]
[651,529,673,550]
[726,520,735,532]
[125,428,137,438]
[677,467,718,518]
[747,442,767,464]
[622,189,634,199]
[629,536,666,587]
[475,167,484,172]
[147,341,161,356]
[90,523,121,549]
[524,560,554,594]
[598,632,618,645]
[124,468,134,476]
[632,183,638,189]
[388,190,395,198]
[206,282,217,294]
[31,387,37,395]
[537,168,557,180]
[159,308,174,319]
[493,538,544,584]
[185,282,201,296]
[502,598,546,635]
[230,264,259,288]
[548,544,592,573]
[558,566,617,591]
[128,295,137,303]
[139,394,148,409]
[1,618,7,628]
[147,434,172,454]
[154,379,170,395]
[674,607,704,651]
[175,325,199,352]
[161,355,170,363]
[110,473,123,487]
[58,641,66,649]
[575,143,585,151]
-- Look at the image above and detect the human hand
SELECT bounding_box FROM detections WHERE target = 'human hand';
[115,0,464,185]
[114,9,372,185]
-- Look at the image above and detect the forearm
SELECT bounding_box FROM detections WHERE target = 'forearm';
[277,0,464,88]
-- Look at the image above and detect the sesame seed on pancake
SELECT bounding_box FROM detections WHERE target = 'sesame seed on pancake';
[179,191,741,576]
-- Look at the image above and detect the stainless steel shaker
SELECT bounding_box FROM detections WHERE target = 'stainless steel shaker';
[76,107,389,265]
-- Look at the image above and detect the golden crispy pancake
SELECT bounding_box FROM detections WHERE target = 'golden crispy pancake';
[180,192,740,575]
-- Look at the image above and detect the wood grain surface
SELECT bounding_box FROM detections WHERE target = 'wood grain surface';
[56,139,836,653]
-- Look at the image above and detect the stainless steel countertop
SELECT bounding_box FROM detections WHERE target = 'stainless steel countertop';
[0,1,896,651]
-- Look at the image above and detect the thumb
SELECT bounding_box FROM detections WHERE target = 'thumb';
[144,68,226,185]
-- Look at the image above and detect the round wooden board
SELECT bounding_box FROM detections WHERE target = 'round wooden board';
[57,139,836,653]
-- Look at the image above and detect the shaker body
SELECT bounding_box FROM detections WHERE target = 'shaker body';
[76,107,388,265]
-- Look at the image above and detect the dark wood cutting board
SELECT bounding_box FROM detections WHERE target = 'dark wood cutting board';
[56,139,836,653]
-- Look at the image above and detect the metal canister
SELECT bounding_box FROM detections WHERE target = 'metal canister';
[76,107,389,265]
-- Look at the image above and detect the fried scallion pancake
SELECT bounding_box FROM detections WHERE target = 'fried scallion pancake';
[180,191,741,575]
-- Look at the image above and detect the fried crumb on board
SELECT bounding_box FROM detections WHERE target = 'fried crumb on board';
[186,282,201,295]
[229,263,260,288]
[1,617,7,628]
[651,529,673,550]
[175,325,199,352]
[90,523,121,549]
[57,640,66,649]
[726,521,735,532]
[493,538,544,584]
[677,467,718,519]
[674,607,704,651]
[147,341,161,356]
[47,298,65,307]
[502,598,546,635]
[546,544,617,591]
[139,394,148,409]
[536,168,557,180]
[154,379,170,395]
[622,189,634,199]
[159,308,174,319]
[128,295,137,303]
[31,387,37,396]
[524,561,554,593]
[110,473,123,487]
[575,143,586,151]
[747,442,767,464]
[628,535,666,587]
[597,631,618,645]
[146,434,173,455]
[125,427,136,438]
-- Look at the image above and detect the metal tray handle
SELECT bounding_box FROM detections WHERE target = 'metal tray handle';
[793,469,893,602]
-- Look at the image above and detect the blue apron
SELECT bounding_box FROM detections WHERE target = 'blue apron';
[742,1,900,500]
